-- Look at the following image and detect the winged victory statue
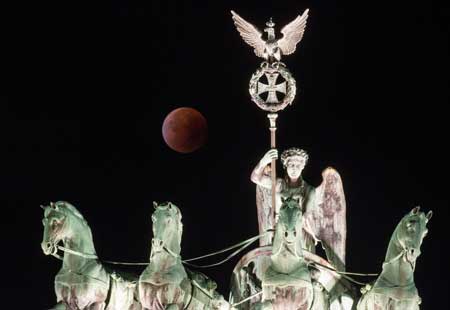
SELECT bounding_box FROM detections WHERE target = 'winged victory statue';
[251,148,347,272]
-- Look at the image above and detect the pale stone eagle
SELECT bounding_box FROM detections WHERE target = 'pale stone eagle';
[231,9,309,62]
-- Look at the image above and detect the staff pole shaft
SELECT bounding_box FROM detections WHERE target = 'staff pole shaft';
[268,113,278,237]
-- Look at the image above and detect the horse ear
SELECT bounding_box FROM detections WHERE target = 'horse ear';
[411,206,420,215]
[40,205,46,210]
[50,202,58,210]
[426,210,433,221]
[153,201,158,209]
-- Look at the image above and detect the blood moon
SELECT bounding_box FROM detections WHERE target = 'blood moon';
[162,107,208,153]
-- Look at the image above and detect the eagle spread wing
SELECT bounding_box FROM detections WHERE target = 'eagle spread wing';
[277,9,309,55]
[231,10,266,58]
[308,167,346,271]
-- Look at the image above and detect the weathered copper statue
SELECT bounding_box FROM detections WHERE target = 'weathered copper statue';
[39,9,433,310]
[251,148,347,272]
[229,196,354,310]
[138,202,229,310]
[258,196,325,310]
[357,207,432,310]
[41,201,141,310]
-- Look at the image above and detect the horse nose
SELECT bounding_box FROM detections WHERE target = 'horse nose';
[152,238,163,247]
[407,248,420,260]
[284,230,296,243]
[41,242,52,255]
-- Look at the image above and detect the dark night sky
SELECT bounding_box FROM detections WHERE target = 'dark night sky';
[1,0,449,308]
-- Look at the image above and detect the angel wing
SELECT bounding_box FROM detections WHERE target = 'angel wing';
[277,9,309,55]
[309,167,346,271]
[231,10,266,58]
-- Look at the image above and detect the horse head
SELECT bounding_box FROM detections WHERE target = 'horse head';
[40,201,87,256]
[386,206,432,269]
[151,201,183,259]
[392,206,432,266]
[272,196,304,258]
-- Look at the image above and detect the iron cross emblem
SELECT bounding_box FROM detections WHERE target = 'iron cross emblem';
[257,73,287,104]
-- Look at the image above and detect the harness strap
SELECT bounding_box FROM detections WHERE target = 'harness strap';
[57,245,98,259]
[183,235,259,268]
[183,232,270,262]
[101,232,269,267]
[309,261,377,286]
[232,291,263,307]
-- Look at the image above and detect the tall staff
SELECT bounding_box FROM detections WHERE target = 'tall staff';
[231,9,309,240]
[267,113,278,222]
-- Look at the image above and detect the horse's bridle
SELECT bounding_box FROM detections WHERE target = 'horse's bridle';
[43,210,98,260]
[150,237,181,259]
[383,230,417,271]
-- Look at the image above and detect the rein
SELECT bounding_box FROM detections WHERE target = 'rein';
[47,243,98,261]
[50,231,271,267]
[48,230,378,286]
[308,260,378,286]
[182,233,266,268]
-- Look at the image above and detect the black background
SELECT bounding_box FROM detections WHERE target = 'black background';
[1,0,449,308]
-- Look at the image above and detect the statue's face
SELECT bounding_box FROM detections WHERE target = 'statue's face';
[285,157,305,180]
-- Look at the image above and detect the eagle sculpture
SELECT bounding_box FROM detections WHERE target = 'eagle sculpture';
[231,9,309,63]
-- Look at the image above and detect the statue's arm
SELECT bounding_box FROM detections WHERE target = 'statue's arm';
[303,187,320,243]
[251,149,279,189]
[251,161,272,189]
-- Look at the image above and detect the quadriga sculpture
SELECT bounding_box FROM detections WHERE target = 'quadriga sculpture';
[138,202,229,310]
[357,207,432,310]
[258,196,329,310]
[41,201,141,310]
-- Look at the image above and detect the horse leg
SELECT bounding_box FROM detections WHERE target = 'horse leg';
[261,300,274,310]
[48,302,66,310]
[310,281,329,310]
[355,292,371,310]
[129,301,143,310]
[260,285,274,310]
[87,302,106,310]
[261,285,273,302]
[166,304,181,310]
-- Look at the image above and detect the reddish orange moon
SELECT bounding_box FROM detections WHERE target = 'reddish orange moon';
[162,107,208,153]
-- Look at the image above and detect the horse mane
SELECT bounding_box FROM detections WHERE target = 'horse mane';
[278,196,302,219]
[55,201,88,225]
[156,202,182,223]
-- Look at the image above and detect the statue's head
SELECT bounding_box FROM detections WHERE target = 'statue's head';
[281,148,309,180]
